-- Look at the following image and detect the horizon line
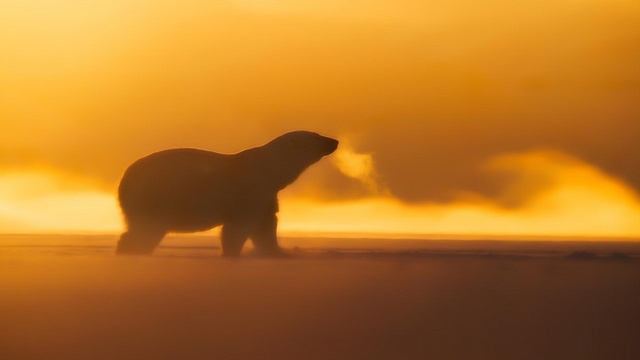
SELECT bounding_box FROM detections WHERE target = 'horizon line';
[0,231,638,243]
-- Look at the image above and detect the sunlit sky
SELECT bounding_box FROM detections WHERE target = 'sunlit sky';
[1,0,639,238]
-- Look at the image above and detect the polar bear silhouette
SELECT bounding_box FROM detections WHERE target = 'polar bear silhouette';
[116,131,338,256]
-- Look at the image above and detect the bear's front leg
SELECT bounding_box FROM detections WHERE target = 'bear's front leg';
[250,212,286,257]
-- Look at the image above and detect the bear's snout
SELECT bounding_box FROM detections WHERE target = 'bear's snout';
[323,137,339,155]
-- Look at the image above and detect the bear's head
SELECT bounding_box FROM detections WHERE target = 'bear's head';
[264,131,339,190]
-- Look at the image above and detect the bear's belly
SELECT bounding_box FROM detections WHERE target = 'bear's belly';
[168,217,222,232]
[164,204,222,231]
[125,195,227,231]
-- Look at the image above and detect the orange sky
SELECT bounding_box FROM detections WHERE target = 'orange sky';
[1,1,639,237]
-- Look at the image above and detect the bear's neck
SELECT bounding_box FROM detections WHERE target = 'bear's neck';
[236,147,307,192]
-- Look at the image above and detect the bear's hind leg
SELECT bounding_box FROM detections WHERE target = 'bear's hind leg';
[116,225,166,255]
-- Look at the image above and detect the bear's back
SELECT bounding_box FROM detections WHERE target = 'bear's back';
[118,149,248,219]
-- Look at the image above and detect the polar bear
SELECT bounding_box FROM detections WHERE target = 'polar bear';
[116,131,338,256]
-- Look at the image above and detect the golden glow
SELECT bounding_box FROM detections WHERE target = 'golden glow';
[0,170,121,233]
[2,150,639,238]
[0,1,639,238]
